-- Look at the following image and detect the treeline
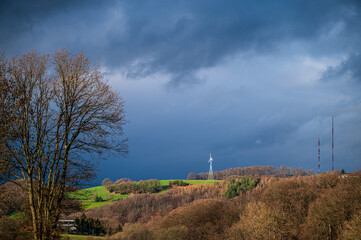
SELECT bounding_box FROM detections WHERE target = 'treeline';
[106,180,162,194]
[68,171,361,240]
[223,177,258,199]
[0,181,82,239]
[168,180,189,187]
[74,214,106,236]
[187,165,314,180]
[166,177,258,200]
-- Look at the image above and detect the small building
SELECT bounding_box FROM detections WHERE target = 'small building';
[58,219,77,233]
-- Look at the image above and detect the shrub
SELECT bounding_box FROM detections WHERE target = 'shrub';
[262,177,317,238]
[119,223,153,240]
[161,199,239,239]
[114,178,133,184]
[223,177,258,199]
[92,193,104,202]
[340,210,361,240]
[170,180,189,187]
[239,201,281,240]
[187,172,197,180]
[102,178,113,186]
[75,214,106,236]
[153,225,188,240]
[107,180,162,194]
[302,181,361,240]
[0,216,31,240]
[316,172,339,189]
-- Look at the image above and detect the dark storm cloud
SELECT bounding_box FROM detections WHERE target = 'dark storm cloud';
[1,0,361,182]
[106,0,361,85]
[322,53,361,83]
[0,0,110,41]
[2,0,361,85]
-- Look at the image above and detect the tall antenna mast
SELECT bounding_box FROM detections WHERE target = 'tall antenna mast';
[318,137,320,174]
[208,153,214,180]
[332,116,334,171]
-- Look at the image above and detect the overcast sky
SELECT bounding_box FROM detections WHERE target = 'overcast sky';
[1,0,361,183]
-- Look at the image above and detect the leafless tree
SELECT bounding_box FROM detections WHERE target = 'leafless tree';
[0,49,127,239]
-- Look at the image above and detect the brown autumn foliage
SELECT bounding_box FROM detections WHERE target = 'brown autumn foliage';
[315,171,340,188]
[111,199,239,240]
[69,180,247,232]
[0,182,28,216]
[0,181,81,239]
[166,177,258,199]
[340,210,361,240]
[261,177,317,238]
[236,173,361,240]
[301,176,361,240]
[239,201,280,240]
[188,165,314,180]
[111,222,153,240]
[68,194,194,229]
[107,180,162,194]
[0,216,32,240]
[114,178,134,184]
[152,225,188,240]
[159,199,239,239]
[0,183,32,239]
[66,171,361,240]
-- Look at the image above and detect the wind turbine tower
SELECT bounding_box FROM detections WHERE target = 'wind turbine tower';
[208,153,214,180]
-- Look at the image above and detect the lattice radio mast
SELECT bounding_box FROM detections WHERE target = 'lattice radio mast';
[332,116,334,171]
[208,153,214,180]
[318,138,320,174]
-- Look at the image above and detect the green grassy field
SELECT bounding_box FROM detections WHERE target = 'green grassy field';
[70,179,220,210]
[82,202,112,210]
[61,234,106,240]
[184,179,219,184]
[68,186,122,202]
[67,186,127,210]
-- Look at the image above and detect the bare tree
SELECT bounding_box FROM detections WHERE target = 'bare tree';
[0,50,18,182]
[0,49,127,239]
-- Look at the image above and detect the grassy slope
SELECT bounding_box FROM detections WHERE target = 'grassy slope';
[68,186,128,209]
[61,234,105,240]
[70,179,220,209]
[184,179,219,184]
[68,186,123,201]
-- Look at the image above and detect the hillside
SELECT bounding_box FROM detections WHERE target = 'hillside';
[69,179,220,209]
[2,171,360,240]
[69,165,315,211]
[63,171,361,240]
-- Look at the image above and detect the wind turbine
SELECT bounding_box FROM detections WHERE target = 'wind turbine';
[208,153,214,180]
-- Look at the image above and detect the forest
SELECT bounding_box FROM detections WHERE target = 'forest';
[1,169,360,240]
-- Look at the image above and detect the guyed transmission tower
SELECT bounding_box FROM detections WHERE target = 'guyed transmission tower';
[332,116,334,171]
[318,137,320,174]
[208,153,214,180]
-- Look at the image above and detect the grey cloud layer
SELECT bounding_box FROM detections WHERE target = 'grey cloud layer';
[1,0,361,85]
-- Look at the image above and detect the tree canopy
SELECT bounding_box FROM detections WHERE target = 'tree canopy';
[0,49,127,240]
